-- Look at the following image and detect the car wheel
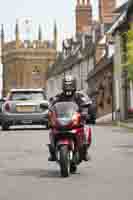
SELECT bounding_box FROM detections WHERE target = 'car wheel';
[45,122,49,130]
[2,122,9,131]
[70,164,77,174]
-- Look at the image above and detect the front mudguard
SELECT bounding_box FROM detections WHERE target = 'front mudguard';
[48,143,55,154]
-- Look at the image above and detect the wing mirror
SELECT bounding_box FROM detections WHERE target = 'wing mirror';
[49,97,54,102]
[0,98,5,102]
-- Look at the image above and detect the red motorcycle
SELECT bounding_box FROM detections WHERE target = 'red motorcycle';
[48,101,91,177]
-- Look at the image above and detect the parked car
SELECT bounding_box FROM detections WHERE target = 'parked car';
[1,88,49,130]
[75,91,96,124]
[0,98,5,125]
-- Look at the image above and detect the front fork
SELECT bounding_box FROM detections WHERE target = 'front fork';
[56,146,73,163]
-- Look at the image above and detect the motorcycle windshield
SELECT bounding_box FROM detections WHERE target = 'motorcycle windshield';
[52,102,79,125]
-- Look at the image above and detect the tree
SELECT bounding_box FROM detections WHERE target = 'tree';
[124,24,133,81]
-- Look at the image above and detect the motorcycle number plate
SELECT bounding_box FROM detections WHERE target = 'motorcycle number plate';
[56,151,60,161]
[69,151,73,160]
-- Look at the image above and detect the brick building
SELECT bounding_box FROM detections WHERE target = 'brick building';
[99,0,117,31]
[76,0,92,34]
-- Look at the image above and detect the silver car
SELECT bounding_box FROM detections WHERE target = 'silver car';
[1,88,49,130]
[0,99,4,125]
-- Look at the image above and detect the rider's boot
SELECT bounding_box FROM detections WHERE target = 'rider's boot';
[82,126,91,161]
[48,144,56,161]
[82,145,91,161]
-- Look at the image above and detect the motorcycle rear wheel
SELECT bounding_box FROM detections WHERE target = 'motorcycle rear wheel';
[59,145,70,177]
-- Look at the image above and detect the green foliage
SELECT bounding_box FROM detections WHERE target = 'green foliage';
[123,25,133,81]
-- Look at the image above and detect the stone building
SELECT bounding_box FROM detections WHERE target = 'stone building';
[1,22,57,97]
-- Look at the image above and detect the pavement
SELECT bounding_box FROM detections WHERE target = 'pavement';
[117,119,133,130]
[96,113,133,130]
[96,120,133,129]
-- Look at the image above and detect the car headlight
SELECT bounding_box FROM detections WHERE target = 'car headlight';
[43,109,49,115]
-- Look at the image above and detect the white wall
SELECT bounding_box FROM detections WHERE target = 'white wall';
[0,43,2,98]
[129,81,133,108]
[88,57,94,72]
[82,60,89,91]
[116,0,127,7]
[0,63,3,98]
[72,64,80,90]
[47,73,63,99]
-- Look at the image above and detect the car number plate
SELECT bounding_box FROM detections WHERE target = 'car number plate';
[22,120,32,124]
[16,106,33,112]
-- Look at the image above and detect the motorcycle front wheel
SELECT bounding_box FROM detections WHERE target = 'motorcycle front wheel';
[70,164,77,174]
[59,145,70,177]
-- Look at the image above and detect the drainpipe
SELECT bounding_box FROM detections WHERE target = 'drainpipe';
[112,62,114,121]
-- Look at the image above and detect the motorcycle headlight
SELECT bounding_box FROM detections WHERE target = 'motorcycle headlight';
[57,117,71,126]
[43,109,48,114]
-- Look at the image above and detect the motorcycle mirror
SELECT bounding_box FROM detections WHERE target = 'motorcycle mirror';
[49,97,54,102]
[80,103,88,108]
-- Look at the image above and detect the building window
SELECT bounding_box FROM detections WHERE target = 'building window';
[32,66,40,80]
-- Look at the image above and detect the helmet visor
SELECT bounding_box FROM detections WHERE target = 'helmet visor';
[64,82,74,91]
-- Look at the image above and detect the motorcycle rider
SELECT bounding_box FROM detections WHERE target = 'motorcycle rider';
[48,75,91,161]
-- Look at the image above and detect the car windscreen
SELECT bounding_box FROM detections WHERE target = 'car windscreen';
[9,91,46,101]
[52,102,79,118]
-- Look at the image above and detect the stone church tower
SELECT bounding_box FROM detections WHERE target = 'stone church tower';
[75,0,92,34]
[1,21,57,97]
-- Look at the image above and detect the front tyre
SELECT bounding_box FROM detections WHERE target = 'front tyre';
[59,145,70,177]
[70,164,77,174]
[1,122,9,131]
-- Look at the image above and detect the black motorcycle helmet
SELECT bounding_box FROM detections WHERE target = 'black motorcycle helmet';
[62,75,77,96]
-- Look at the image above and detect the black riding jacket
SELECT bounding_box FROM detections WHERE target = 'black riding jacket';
[50,92,85,108]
